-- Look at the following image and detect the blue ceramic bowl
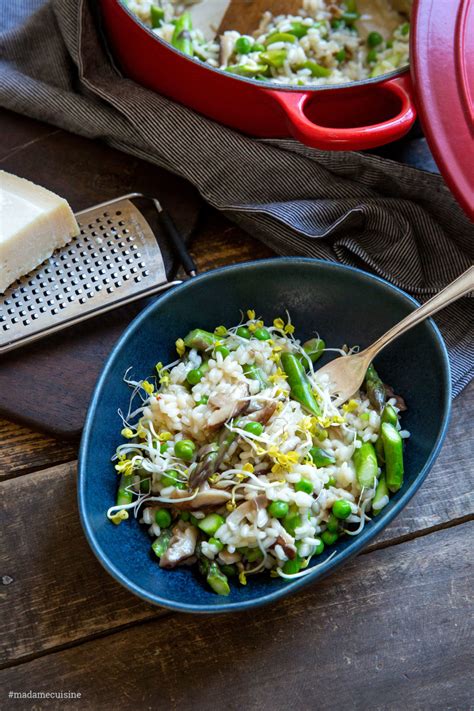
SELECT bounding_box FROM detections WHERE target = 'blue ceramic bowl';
[78,258,451,613]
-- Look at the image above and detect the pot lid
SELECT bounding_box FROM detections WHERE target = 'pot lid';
[411,0,473,220]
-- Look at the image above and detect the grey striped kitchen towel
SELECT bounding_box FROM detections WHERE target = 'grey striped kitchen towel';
[1,0,473,395]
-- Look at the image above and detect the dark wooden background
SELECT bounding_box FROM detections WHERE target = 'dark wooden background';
[0,109,472,710]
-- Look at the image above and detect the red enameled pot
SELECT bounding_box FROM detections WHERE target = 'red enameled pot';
[99,0,416,151]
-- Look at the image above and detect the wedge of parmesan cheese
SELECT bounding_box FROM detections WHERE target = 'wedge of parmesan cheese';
[0,170,79,294]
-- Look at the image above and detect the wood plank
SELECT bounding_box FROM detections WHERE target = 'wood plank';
[0,108,202,438]
[1,523,472,711]
[0,419,77,481]
[1,379,472,663]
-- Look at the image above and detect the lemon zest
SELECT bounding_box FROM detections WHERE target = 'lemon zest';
[238,571,247,585]
[115,459,134,476]
[175,338,186,357]
[141,380,154,395]
[110,510,129,525]
[121,427,135,439]
[342,399,359,413]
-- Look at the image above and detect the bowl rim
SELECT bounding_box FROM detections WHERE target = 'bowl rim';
[107,0,410,94]
[78,257,452,614]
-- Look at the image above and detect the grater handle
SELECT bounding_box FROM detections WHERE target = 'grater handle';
[155,203,197,277]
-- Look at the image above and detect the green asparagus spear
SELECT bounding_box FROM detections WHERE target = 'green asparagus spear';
[151,529,172,558]
[150,5,164,28]
[309,446,336,467]
[198,554,230,595]
[372,474,389,515]
[296,338,325,368]
[281,352,322,417]
[353,442,378,489]
[381,423,404,492]
[365,363,386,413]
[297,60,331,77]
[260,49,288,68]
[226,64,269,77]
[171,12,193,57]
[183,328,215,351]
[243,363,268,390]
[376,403,399,462]
[116,473,133,506]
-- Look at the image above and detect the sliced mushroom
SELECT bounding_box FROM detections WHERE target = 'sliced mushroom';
[225,494,268,529]
[275,535,297,560]
[246,401,277,425]
[169,485,232,509]
[159,521,198,569]
[219,33,235,67]
[218,550,242,565]
[207,382,250,430]
[384,383,408,411]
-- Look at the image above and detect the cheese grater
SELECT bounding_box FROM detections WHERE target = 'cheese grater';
[0,193,185,355]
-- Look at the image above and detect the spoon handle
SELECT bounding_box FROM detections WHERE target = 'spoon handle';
[364,266,474,359]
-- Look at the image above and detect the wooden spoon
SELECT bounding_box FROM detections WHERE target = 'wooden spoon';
[218,0,302,36]
[315,266,474,406]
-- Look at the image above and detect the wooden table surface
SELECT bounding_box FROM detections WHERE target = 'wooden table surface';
[1,111,473,711]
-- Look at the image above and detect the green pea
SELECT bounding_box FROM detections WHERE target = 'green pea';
[268,500,289,519]
[235,36,252,54]
[190,514,199,526]
[314,540,325,555]
[244,421,264,437]
[186,368,203,385]
[282,559,301,575]
[174,439,196,461]
[161,469,186,489]
[335,48,346,62]
[283,512,302,536]
[160,442,169,454]
[208,537,224,551]
[180,511,190,521]
[236,326,251,339]
[295,477,314,494]
[155,508,172,528]
[367,49,378,63]
[401,22,410,35]
[332,499,352,520]
[326,513,339,533]
[214,345,230,359]
[331,18,345,29]
[254,327,271,341]
[386,39,393,49]
[368,31,383,47]
[321,530,339,546]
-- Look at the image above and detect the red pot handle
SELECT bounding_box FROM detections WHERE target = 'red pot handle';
[268,74,416,151]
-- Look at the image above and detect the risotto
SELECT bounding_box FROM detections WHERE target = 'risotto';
[124,0,410,86]
[108,311,408,595]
